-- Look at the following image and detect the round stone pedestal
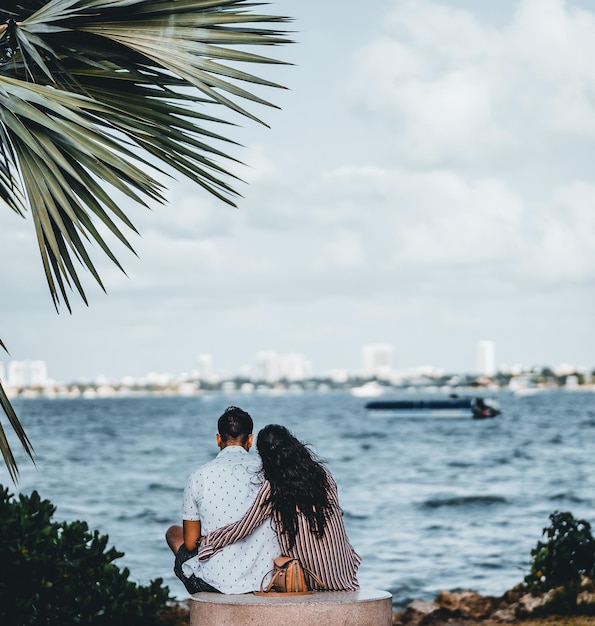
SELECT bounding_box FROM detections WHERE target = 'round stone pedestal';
[190,588,393,626]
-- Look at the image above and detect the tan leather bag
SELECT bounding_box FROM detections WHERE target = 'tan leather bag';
[254,556,325,596]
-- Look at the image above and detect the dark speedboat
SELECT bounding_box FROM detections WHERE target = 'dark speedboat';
[364,395,501,419]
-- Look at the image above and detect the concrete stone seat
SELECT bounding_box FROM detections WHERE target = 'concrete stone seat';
[190,588,393,626]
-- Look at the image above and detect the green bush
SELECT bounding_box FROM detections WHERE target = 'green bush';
[0,486,174,626]
[525,510,595,612]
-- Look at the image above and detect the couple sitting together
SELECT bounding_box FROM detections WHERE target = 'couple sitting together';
[165,406,361,594]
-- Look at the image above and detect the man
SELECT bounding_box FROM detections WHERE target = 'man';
[165,406,279,594]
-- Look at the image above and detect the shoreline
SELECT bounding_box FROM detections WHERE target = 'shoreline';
[166,587,595,626]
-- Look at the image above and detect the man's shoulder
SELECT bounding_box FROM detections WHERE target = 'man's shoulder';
[198,447,261,471]
[186,453,221,480]
[242,451,262,468]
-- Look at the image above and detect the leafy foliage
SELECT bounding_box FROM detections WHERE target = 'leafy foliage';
[525,511,595,603]
[0,486,174,625]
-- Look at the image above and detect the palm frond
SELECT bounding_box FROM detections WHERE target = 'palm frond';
[0,0,291,307]
[0,341,36,483]
[0,0,292,480]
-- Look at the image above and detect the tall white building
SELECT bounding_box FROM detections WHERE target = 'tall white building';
[477,340,496,377]
[255,351,278,383]
[255,351,312,383]
[362,344,394,380]
[7,361,27,388]
[197,353,214,382]
[279,353,313,382]
[30,360,49,387]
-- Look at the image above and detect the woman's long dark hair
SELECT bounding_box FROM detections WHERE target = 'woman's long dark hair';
[257,424,332,548]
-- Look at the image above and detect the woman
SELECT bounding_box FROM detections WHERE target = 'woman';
[197,424,361,591]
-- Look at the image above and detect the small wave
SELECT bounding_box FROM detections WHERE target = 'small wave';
[341,510,369,521]
[91,425,118,438]
[420,495,508,509]
[513,447,534,460]
[424,524,449,532]
[549,492,586,504]
[344,431,384,440]
[389,579,433,611]
[148,482,177,493]
[117,509,171,524]
[473,560,507,570]
[447,461,474,468]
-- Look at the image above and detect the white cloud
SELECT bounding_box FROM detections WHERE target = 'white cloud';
[349,0,595,162]
[522,181,595,282]
[321,230,366,268]
[322,163,595,288]
[509,0,595,134]
[325,166,524,269]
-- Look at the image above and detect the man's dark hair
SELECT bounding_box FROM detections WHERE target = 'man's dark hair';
[218,406,253,444]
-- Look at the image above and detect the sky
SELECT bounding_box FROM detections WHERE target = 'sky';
[1,0,594,383]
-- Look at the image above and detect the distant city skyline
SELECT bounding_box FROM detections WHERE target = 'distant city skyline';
[1,340,592,387]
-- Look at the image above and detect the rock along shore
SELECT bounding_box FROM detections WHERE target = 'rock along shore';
[392,583,595,625]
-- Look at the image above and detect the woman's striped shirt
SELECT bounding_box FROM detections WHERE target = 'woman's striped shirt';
[197,471,361,591]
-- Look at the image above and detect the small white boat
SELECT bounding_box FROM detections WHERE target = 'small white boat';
[350,381,386,398]
[513,387,545,396]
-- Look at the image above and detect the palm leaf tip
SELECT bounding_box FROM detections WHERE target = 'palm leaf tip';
[0,380,36,484]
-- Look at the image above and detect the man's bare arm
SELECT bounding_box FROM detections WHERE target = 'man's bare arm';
[183,519,202,551]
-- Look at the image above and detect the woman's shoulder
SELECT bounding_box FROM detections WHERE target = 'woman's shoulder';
[322,465,335,479]
[258,477,273,495]
[322,466,338,490]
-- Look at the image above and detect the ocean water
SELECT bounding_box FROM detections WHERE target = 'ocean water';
[6,389,595,610]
